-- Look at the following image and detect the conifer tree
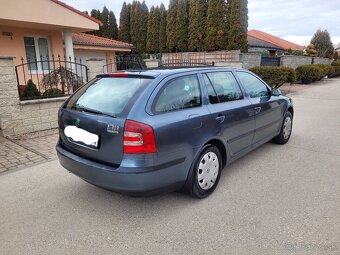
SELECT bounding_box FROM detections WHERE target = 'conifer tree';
[131,1,149,53]
[175,0,189,52]
[153,6,161,53]
[159,3,168,53]
[188,0,207,52]
[89,9,102,36]
[119,2,131,42]
[140,1,149,53]
[311,29,334,58]
[101,6,110,38]
[146,7,156,52]
[205,0,227,51]
[167,0,178,52]
[227,0,248,52]
[130,1,139,48]
[108,11,118,39]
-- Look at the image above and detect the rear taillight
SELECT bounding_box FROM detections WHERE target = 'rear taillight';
[123,120,157,154]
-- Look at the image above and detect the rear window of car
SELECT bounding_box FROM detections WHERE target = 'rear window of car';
[65,77,152,117]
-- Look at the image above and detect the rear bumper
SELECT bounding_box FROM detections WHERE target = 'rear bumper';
[56,145,187,195]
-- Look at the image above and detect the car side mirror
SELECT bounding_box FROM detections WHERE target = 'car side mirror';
[271,88,282,96]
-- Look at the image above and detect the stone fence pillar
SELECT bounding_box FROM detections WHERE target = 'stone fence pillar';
[0,56,20,137]
[86,58,106,80]
[214,61,243,68]
[144,59,160,69]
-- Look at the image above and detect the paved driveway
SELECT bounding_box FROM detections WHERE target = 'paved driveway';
[1,79,339,255]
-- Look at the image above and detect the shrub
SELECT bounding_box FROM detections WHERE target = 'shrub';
[23,79,41,98]
[331,67,340,77]
[280,67,296,83]
[43,88,64,97]
[249,66,296,89]
[314,64,334,78]
[295,65,323,84]
[329,62,340,77]
[331,60,340,66]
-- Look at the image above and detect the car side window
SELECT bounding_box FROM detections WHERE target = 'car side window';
[236,71,270,98]
[203,74,219,104]
[205,72,243,103]
[153,75,201,113]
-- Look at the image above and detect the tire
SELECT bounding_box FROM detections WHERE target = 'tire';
[185,145,222,198]
[273,111,293,144]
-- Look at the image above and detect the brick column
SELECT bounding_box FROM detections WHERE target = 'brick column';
[0,57,20,137]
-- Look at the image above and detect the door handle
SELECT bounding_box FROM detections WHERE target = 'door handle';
[254,106,262,114]
[215,114,225,123]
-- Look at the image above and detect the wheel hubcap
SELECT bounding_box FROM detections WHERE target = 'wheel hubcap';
[197,152,219,190]
[283,116,292,140]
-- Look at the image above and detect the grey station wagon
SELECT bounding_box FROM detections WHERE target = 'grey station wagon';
[57,68,293,198]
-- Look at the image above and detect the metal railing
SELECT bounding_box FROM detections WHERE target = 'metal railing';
[103,54,147,72]
[15,55,88,101]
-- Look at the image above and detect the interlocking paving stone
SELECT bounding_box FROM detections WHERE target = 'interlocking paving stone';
[0,136,44,173]
[0,129,59,173]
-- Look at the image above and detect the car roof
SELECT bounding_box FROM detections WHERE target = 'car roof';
[98,67,246,79]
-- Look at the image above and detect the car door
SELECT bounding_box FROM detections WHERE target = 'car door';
[201,71,255,157]
[235,71,283,145]
[146,74,211,169]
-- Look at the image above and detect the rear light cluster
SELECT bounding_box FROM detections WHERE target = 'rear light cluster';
[123,120,157,154]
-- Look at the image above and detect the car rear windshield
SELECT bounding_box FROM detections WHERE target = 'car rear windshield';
[65,77,152,117]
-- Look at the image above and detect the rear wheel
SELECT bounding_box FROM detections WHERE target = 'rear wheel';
[273,111,293,144]
[185,145,222,198]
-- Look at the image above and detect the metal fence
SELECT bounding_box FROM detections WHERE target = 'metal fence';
[103,55,147,72]
[15,55,88,101]
[261,56,281,66]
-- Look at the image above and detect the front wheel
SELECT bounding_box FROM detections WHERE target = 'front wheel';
[185,145,222,198]
[273,111,293,144]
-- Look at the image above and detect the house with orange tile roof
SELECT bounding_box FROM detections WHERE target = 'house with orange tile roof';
[0,0,132,71]
[73,33,133,68]
[247,29,304,56]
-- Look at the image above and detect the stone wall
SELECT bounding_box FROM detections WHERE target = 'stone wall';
[239,53,261,69]
[0,57,67,137]
[280,56,311,68]
[313,57,333,65]
[280,56,332,68]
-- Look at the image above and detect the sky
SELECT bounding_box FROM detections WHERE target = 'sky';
[63,0,340,47]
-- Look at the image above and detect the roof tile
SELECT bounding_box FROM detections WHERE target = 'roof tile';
[248,30,305,51]
[73,33,133,49]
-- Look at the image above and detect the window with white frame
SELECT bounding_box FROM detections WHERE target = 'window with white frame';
[24,36,50,71]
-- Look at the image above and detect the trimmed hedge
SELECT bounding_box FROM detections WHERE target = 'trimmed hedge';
[330,61,340,78]
[249,66,296,89]
[331,60,340,66]
[43,88,64,97]
[314,64,334,78]
[296,65,323,84]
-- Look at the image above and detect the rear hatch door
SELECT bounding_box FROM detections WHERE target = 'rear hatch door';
[58,74,153,166]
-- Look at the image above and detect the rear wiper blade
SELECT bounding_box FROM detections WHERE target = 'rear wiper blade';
[73,105,116,118]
